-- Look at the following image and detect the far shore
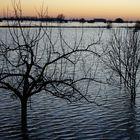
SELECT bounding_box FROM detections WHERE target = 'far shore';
[0,25,138,29]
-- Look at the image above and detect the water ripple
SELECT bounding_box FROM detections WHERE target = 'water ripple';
[1,91,140,140]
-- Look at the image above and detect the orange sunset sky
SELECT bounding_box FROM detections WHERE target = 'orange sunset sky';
[0,0,140,20]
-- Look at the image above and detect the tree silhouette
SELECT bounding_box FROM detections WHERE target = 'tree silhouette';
[114,18,124,23]
[101,29,140,104]
[0,2,101,132]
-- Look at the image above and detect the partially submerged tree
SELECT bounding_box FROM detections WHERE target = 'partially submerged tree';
[0,1,101,131]
[134,21,140,31]
[101,29,140,104]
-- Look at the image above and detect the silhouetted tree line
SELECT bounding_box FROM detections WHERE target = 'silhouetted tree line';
[0,16,139,24]
[0,16,68,23]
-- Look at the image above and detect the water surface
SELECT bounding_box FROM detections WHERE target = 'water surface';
[0,27,140,140]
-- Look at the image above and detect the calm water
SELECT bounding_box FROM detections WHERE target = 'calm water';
[0,27,140,140]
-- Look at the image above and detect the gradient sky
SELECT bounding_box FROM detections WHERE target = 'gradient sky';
[0,0,140,20]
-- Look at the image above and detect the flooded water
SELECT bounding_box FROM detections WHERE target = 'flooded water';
[0,27,140,140]
[1,89,140,140]
[0,21,136,28]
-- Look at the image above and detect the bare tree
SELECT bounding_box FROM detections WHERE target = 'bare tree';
[101,29,140,104]
[0,2,101,131]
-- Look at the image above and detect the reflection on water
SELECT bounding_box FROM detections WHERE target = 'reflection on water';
[0,89,140,140]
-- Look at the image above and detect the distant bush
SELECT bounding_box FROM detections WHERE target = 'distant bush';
[135,22,140,29]
[79,18,86,23]
[115,18,124,23]
[106,22,112,29]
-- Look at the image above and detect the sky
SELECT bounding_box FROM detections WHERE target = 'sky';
[0,0,140,20]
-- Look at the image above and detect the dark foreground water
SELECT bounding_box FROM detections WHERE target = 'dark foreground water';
[1,88,140,140]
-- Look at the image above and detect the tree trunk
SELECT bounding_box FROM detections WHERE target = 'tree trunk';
[130,88,136,105]
[21,98,28,131]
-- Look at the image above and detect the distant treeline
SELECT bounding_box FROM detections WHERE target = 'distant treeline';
[0,16,139,23]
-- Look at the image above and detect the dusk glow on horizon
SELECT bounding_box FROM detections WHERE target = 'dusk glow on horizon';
[0,0,140,20]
